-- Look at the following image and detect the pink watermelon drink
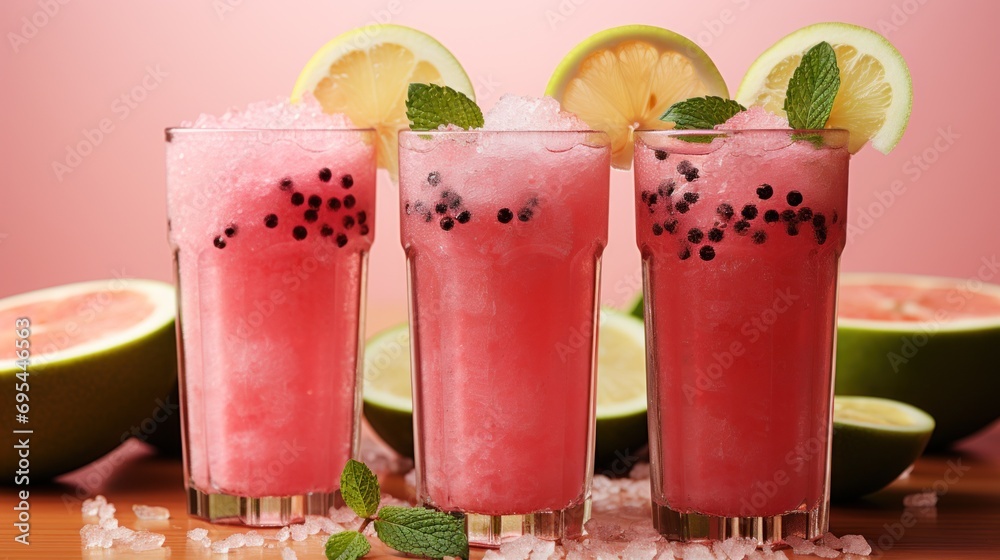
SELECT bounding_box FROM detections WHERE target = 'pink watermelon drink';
[399,99,610,546]
[634,123,849,542]
[166,100,376,526]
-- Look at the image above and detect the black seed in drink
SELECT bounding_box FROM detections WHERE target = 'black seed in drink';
[427,171,441,186]
[448,195,462,209]
[319,168,332,182]
[756,184,773,200]
[343,194,356,209]
[741,204,758,220]
[280,177,293,191]
[687,228,704,244]
[797,207,813,222]
[320,224,333,237]
[675,201,690,214]
[812,213,826,228]
[717,203,734,220]
[652,223,664,236]
[440,216,455,231]
[264,214,279,228]
[341,174,354,188]
[677,160,699,182]
[456,210,471,224]
[422,211,433,223]
[663,220,678,234]
[832,210,839,224]
[787,223,799,236]
[683,192,699,204]
[751,230,767,244]
[764,209,780,223]
[658,179,676,197]
[213,236,226,249]
[336,233,348,247]
[359,224,370,236]
[291,192,305,206]
[404,202,412,215]
[518,207,534,222]
[734,220,750,235]
[654,149,668,160]
[641,191,652,204]
[435,203,448,214]
[781,209,797,222]
[679,246,691,260]
[786,191,803,206]
[497,208,514,223]
[707,228,724,243]
[647,193,659,206]
[308,195,322,209]
[357,211,367,224]
[328,197,342,210]
[343,215,355,229]
[293,226,308,240]
[699,246,715,261]
[304,209,319,223]
[224,223,238,237]
[815,226,828,245]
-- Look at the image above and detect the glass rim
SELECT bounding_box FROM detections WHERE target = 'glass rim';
[165,126,377,135]
[398,129,609,137]
[635,128,849,137]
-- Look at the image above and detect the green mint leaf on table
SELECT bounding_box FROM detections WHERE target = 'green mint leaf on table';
[784,41,841,130]
[406,83,484,131]
[660,96,746,129]
[374,506,469,560]
[341,459,381,518]
[325,530,372,560]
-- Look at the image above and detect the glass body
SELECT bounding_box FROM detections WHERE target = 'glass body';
[165,128,376,526]
[633,129,850,543]
[399,130,610,545]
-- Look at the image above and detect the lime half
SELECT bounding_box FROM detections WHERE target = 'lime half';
[362,309,648,467]
[831,395,934,501]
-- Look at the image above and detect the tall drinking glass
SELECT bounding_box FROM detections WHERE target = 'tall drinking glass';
[166,127,376,526]
[398,130,610,546]
[633,129,850,544]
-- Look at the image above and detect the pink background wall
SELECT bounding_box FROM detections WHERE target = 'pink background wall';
[2,0,998,333]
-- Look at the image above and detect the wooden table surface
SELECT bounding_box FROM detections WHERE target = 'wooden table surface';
[4,424,999,560]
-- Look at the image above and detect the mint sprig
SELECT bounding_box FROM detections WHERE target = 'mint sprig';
[326,460,469,560]
[784,41,841,130]
[660,96,746,129]
[406,83,483,130]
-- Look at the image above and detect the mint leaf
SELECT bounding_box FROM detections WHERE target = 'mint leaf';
[374,506,468,560]
[324,531,371,560]
[406,83,483,131]
[784,41,840,130]
[340,459,381,518]
[660,96,746,129]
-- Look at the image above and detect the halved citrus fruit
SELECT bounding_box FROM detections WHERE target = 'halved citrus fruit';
[292,25,475,179]
[546,25,728,169]
[362,309,648,467]
[736,22,912,154]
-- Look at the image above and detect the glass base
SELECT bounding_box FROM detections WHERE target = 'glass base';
[428,498,591,548]
[187,485,342,527]
[652,501,826,545]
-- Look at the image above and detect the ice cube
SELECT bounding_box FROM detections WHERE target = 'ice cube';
[483,550,505,560]
[903,491,938,508]
[132,504,171,520]
[679,542,716,560]
[80,524,113,549]
[281,547,299,560]
[109,525,136,544]
[482,95,589,132]
[821,532,844,550]
[211,540,231,553]
[304,516,323,535]
[622,541,658,560]
[97,502,116,521]
[783,535,817,555]
[839,534,872,556]
[329,506,359,524]
[245,530,266,547]
[529,537,556,560]
[275,526,291,542]
[290,523,309,541]
[130,530,166,552]
[187,528,210,541]
[224,532,247,549]
[99,517,118,530]
[585,517,625,540]
[81,495,108,517]
[714,536,758,559]
[186,95,354,130]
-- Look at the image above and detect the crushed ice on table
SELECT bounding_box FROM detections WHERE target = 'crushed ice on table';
[903,490,938,508]
[714,537,758,559]
[482,94,589,131]
[132,504,170,520]
[183,94,353,130]
[274,526,292,542]
[839,534,873,556]
[79,496,166,552]
[281,547,299,560]
[129,530,166,552]
[81,495,108,517]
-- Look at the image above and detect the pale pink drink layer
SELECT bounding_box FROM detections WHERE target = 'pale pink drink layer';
[167,118,375,497]
[634,128,849,518]
[400,130,609,515]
